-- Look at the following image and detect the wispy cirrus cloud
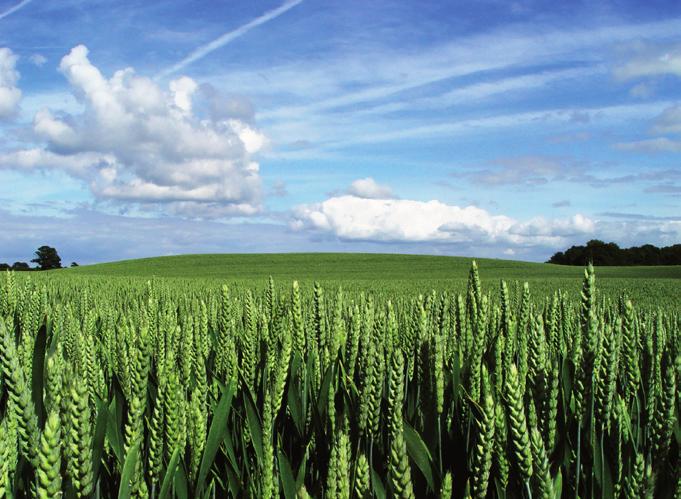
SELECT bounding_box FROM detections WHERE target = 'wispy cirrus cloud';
[342,66,604,119]
[0,0,32,21]
[301,101,670,152]
[216,16,681,157]
[616,137,681,153]
[256,17,681,113]
[615,103,681,155]
[459,155,681,194]
[156,0,304,80]
[466,156,568,187]
[645,184,681,195]
[652,105,681,134]
[615,43,681,80]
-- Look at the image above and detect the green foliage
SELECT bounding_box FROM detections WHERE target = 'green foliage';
[31,245,63,270]
[0,259,679,498]
[36,410,62,498]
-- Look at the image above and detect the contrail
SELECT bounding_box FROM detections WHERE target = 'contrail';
[156,0,303,80]
[0,0,33,20]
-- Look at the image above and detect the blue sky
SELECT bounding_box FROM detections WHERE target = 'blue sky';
[1,0,680,264]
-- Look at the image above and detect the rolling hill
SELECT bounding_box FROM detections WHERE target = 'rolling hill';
[64,252,681,282]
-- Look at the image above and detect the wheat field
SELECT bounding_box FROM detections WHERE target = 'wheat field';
[0,260,679,497]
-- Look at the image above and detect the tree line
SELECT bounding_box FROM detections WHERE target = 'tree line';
[548,239,681,266]
[0,246,77,271]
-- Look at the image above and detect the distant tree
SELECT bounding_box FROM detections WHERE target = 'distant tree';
[660,244,681,265]
[585,240,622,265]
[70,262,79,267]
[547,251,565,264]
[12,262,30,271]
[626,244,660,265]
[548,241,681,266]
[0,263,9,270]
[31,245,62,270]
[563,245,587,265]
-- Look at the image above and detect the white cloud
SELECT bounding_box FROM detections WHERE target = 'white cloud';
[613,99,681,155]
[597,217,681,247]
[29,54,47,67]
[0,0,33,20]
[615,44,681,80]
[156,0,304,79]
[0,149,115,177]
[292,195,595,248]
[3,45,266,217]
[613,101,681,155]
[347,177,393,199]
[168,76,197,113]
[652,105,681,134]
[33,109,80,149]
[0,47,21,118]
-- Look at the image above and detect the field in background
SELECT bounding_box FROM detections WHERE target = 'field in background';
[62,253,681,306]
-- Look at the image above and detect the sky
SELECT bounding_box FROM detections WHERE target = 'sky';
[1,0,680,264]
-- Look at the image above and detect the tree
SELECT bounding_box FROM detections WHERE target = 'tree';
[661,244,681,265]
[12,262,30,271]
[70,262,79,267]
[547,241,681,266]
[31,246,62,270]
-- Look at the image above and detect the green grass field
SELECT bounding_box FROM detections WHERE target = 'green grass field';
[62,253,681,305]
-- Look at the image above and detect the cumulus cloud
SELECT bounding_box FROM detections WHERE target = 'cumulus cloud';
[0,47,21,118]
[292,195,595,249]
[0,148,115,177]
[346,177,394,199]
[2,45,266,217]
